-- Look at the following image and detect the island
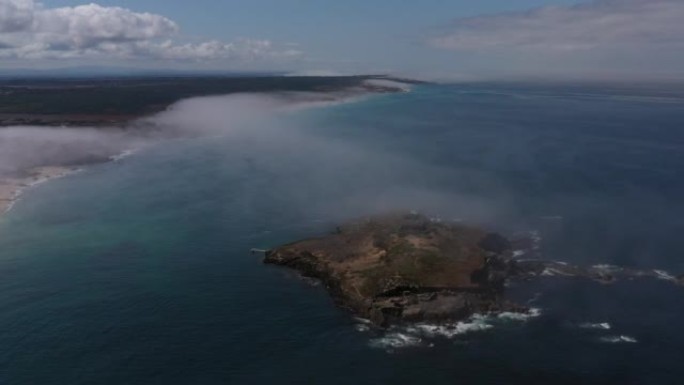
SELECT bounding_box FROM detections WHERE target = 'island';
[264,213,527,327]
[264,213,683,327]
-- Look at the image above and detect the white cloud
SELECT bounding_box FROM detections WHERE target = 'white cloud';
[0,0,33,32]
[35,3,179,48]
[137,39,302,61]
[0,0,301,62]
[429,0,684,52]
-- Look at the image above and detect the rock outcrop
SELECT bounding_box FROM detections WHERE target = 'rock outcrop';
[264,213,524,327]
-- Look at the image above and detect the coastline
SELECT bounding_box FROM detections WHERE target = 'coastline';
[0,80,413,225]
[0,166,80,217]
[0,148,142,225]
[0,76,417,128]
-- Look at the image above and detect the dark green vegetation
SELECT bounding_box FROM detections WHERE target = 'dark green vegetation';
[0,75,399,126]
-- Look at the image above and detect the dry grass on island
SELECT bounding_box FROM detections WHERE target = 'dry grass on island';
[265,213,527,327]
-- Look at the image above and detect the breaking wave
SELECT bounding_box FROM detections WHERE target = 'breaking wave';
[512,250,526,258]
[109,149,138,162]
[497,308,542,321]
[368,332,423,350]
[599,335,638,344]
[653,269,678,282]
[366,308,541,351]
[579,322,612,330]
[405,315,495,339]
[541,264,573,277]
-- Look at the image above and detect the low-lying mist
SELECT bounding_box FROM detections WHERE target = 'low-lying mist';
[142,92,513,227]
[135,90,684,273]
[0,126,140,176]
[0,91,345,176]
[3,86,683,274]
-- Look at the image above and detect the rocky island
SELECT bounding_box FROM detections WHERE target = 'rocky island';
[264,213,527,327]
[264,213,684,327]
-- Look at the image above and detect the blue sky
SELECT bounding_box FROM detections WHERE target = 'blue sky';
[3,0,684,79]
[43,0,583,37]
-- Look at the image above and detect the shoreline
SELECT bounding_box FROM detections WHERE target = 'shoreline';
[0,166,81,216]
[0,82,413,224]
[0,146,143,224]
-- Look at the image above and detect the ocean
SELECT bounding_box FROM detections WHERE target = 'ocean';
[1,83,683,384]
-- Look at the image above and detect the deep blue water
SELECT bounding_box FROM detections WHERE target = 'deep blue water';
[1,84,683,384]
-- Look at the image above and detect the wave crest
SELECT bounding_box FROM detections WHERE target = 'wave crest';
[366,308,541,351]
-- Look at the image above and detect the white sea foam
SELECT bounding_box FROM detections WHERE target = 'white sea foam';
[653,270,678,282]
[591,264,622,273]
[354,318,373,332]
[512,250,526,258]
[541,267,575,277]
[368,332,423,350]
[355,324,371,333]
[406,316,494,339]
[3,200,17,214]
[368,309,541,351]
[109,149,136,162]
[3,168,81,214]
[600,335,638,344]
[526,292,542,305]
[579,322,612,330]
[497,308,542,321]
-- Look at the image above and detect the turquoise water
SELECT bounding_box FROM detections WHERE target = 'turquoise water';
[1,85,683,384]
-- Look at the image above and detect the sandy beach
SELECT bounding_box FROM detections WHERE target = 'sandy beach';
[0,166,77,216]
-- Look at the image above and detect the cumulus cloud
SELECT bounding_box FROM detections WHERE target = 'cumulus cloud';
[429,0,684,51]
[134,39,301,61]
[0,0,300,61]
[35,3,179,48]
[0,0,33,32]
